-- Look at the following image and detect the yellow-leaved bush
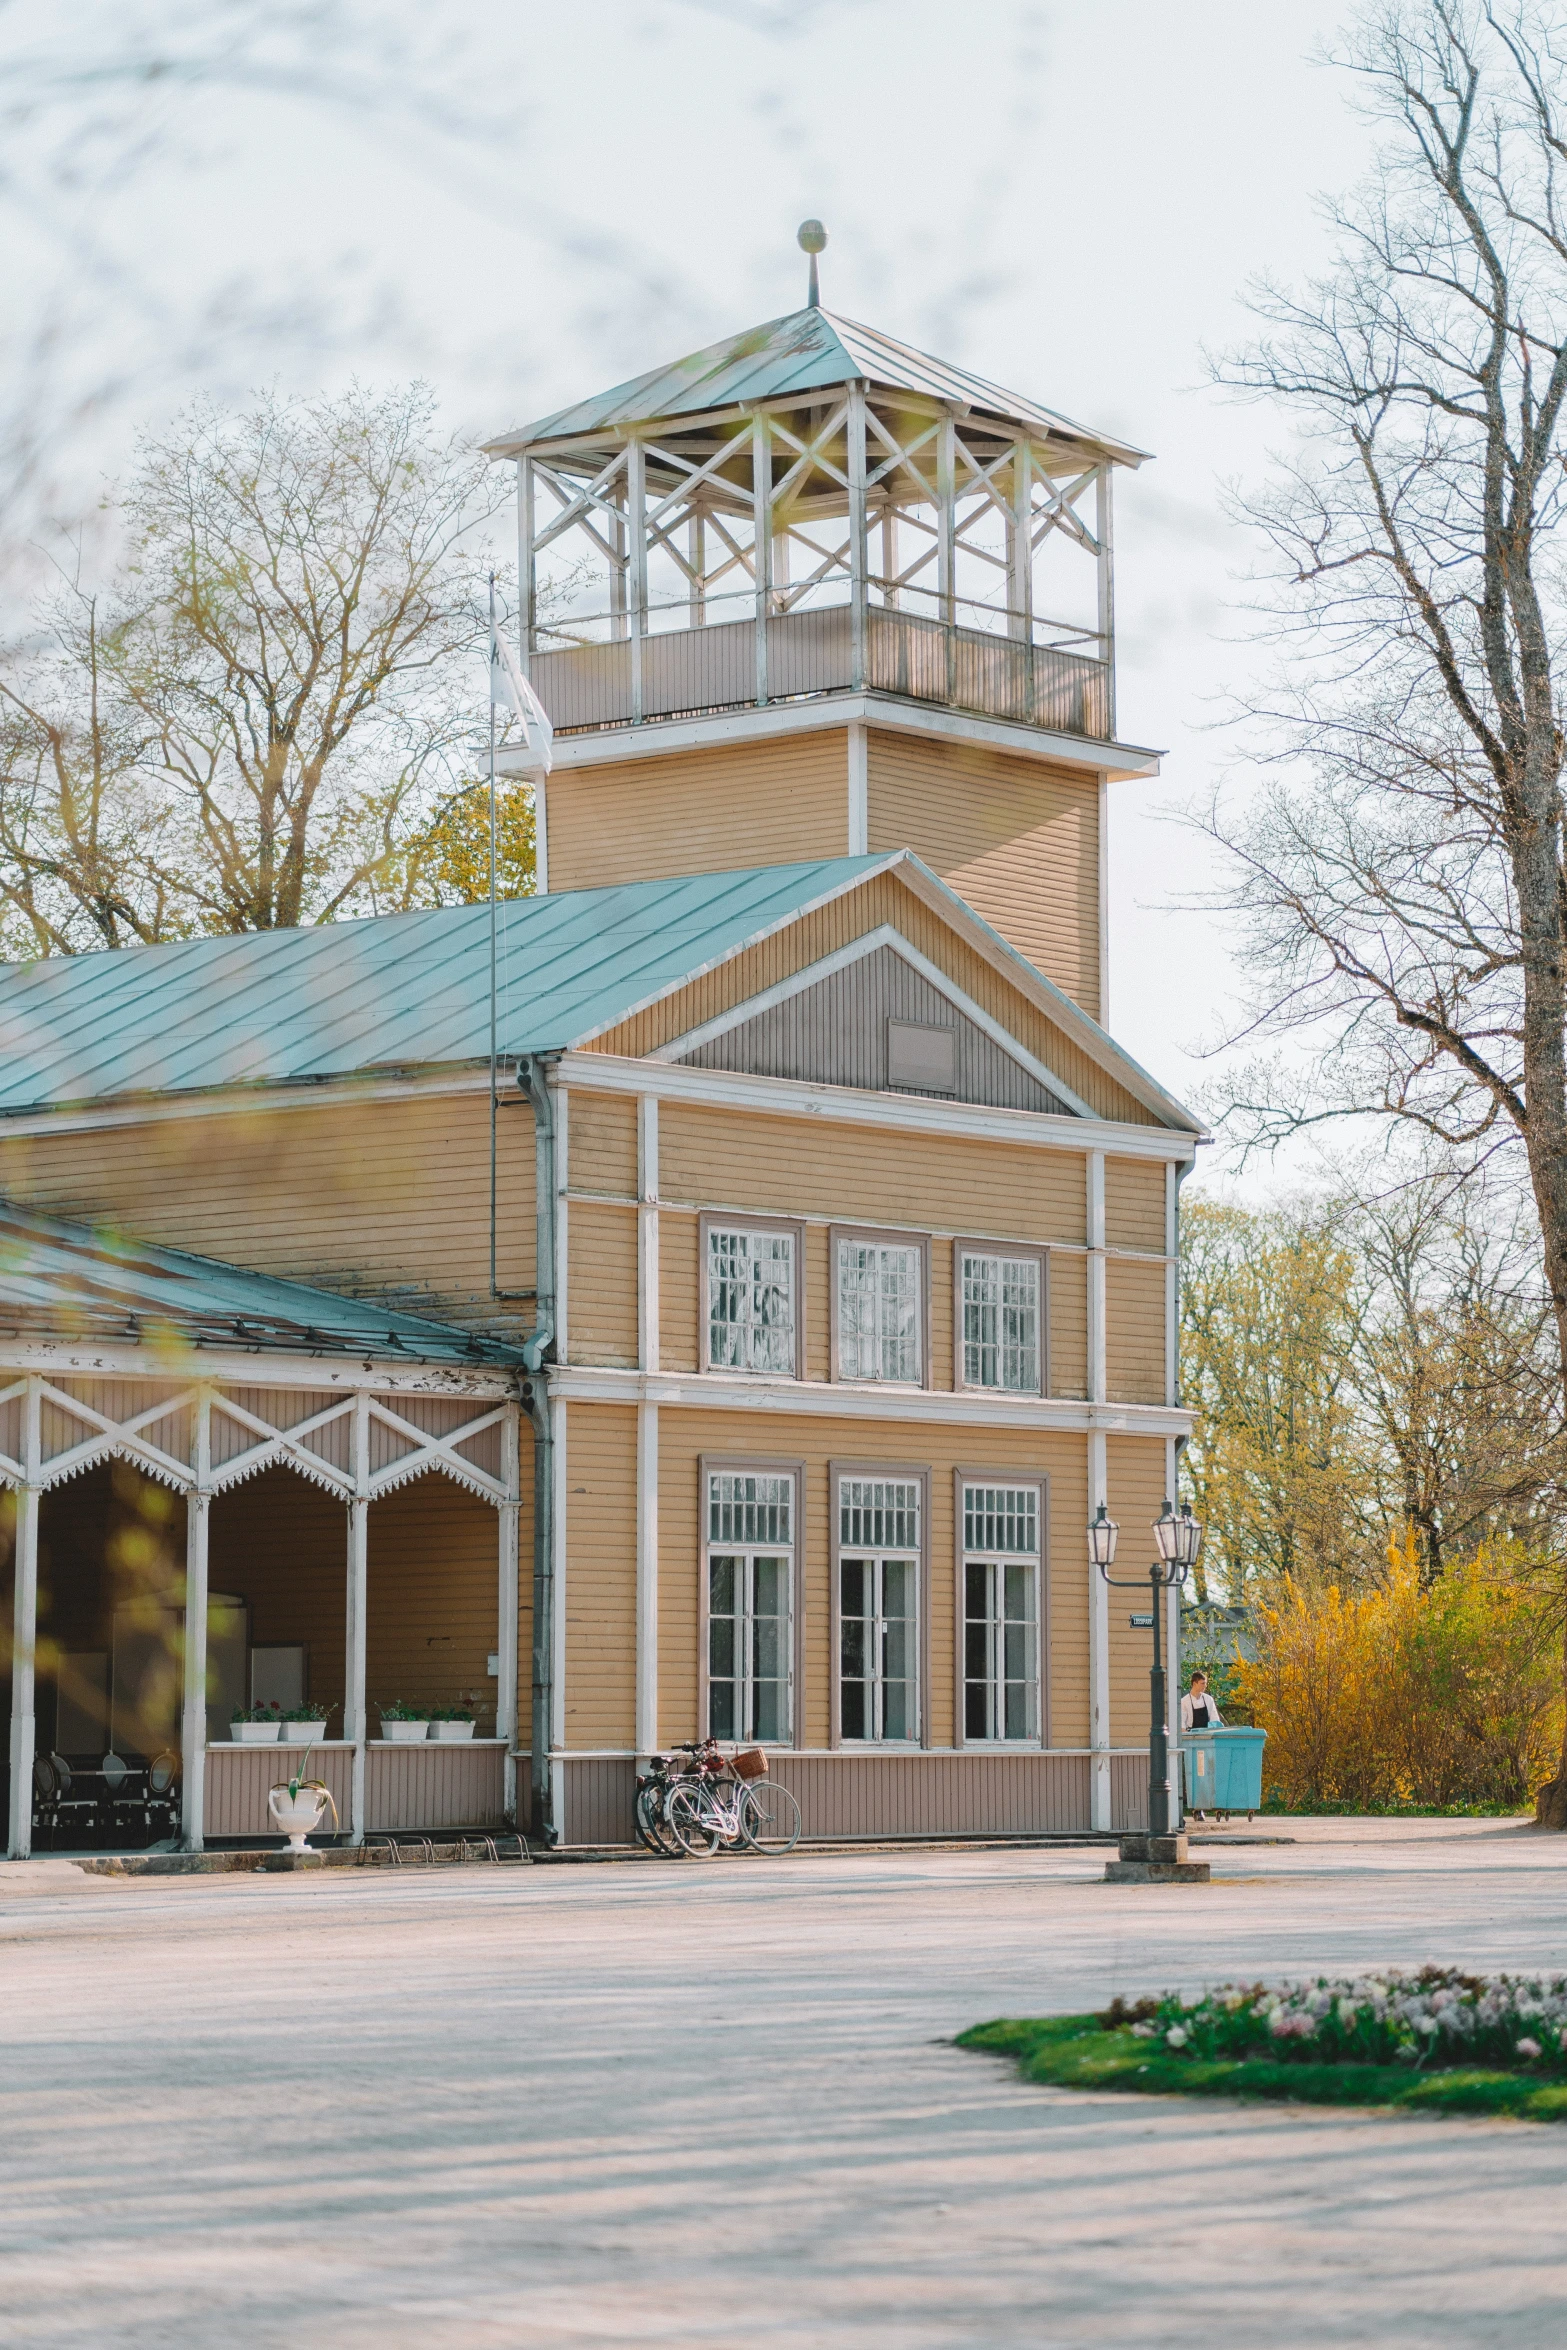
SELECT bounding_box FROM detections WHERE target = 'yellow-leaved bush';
[1234,1536,1563,1811]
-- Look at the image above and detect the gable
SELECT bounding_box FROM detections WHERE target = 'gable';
[671,939,1077,1115]
[585,867,1164,1125]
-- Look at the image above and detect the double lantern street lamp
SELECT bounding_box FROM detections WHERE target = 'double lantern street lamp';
[1089,1499,1204,1839]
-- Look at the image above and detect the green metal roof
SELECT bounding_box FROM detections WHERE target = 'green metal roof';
[0,1202,527,1365]
[484,307,1148,467]
[0,856,892,1114]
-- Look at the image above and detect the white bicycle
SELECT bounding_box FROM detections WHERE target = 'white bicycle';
[661,1742,802,1857]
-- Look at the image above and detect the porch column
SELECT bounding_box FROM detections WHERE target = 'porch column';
[1087,1150,1111,1832]
[344,1392,370,1845]
[752,413,772,706]
[6,1378,42,1860]
[847,383,867,691]
[179,1393,212,1851]
[498,1402,520,1824]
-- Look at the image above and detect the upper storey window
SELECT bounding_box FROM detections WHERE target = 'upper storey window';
[958,1246,1045,1395]
[833,1230,927,1386]
[703,1221,800,1377]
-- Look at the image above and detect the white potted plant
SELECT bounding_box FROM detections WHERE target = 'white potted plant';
[280,1702,330,1744]
[231,1703,283,1744]
[427,1703,478,1743]
[378,1698,429,1743]
[267,1753,340,1852]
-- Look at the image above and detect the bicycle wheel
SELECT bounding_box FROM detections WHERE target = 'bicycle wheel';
[738,1781,801,1855]
[634,1780,673,1853]
[665,1781,721,1857]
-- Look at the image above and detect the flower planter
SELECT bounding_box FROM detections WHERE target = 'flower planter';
[428,1720,477,1741]
[232,1721,280,1744]
[380,1720,429,1743]
[279,1722,328,1744]
[267,1783,330,1853]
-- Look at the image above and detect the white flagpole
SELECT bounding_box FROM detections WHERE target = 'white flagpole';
[489,572,500,1298]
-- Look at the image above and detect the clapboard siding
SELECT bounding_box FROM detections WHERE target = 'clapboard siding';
[547,732,849,892]
[365,1740,507,1829]
[866,730,1101,1015]
[0,1089,536,1340]
[569,1089,638,1196]
[1104,1155,1166,1252]
[1106,1257,1168,1407]
[683,943,1071,1114]
[658,1102,1087,1247]
[203,1742,356,1839]
[564,1403,637,1750]
[592,870,1156,1125]
[567,1198,639,1366]
[1106,1435,1171,1747]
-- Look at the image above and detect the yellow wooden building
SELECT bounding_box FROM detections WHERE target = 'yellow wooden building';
[0,293,1199,1855]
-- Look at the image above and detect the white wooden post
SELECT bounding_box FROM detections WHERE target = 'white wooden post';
[1006,440,1032,642]
[180,1391,212,1851]
[937,413,956,704]
[1087,1153,1111,1832]
[6,1378,42,1860]
[1096,462,1116,738]
[498,1400,521,1825]
[846,721,868,855]
[690,510,705,627]
[636,1403,659,1759]
[847,383,867,691]
[344,1391,370,1845]
[627,435,647,724]
[752,414,771,706]
[517,456,536,671]
[550,1390,568,1843]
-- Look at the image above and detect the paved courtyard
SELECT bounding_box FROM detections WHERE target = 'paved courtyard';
[1,1818,1564,2348]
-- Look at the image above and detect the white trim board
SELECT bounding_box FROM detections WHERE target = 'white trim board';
[548,1361,1192,1439]
[561,1050,1198,1164]
[650,923,1094,1117]
[498,688,1162,782]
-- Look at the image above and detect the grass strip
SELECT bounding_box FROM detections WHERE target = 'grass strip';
[957,2015,1567,2122]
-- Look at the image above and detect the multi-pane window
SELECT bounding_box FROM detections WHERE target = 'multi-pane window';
[961,1251,1041,1393]
[963,1484,1040,1741]
[839,1478,920,1741]
[707,1227,796,1374]
[836,1239,922,1383]
[707,1472,792,1742]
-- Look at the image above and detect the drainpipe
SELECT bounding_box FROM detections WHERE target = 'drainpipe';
[518,1053,561,1843]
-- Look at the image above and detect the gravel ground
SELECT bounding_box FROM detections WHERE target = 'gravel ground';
[0,1817,1564,2348]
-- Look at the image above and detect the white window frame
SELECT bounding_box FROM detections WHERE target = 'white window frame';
[954,1471,1048,1748]
[699,1458,802,1747]
[829,1225,931,1389]
[699,1215,805,1379]
[831,1464,930,1747]
[953,1239,1048,1396]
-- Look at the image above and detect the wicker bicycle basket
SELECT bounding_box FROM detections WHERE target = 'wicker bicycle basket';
[732,1746,769,1781]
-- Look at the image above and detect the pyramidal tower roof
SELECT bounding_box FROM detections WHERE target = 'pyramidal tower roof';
[484,306,1148,469]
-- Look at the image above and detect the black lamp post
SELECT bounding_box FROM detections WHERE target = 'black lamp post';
[1090,1499,1203,1838]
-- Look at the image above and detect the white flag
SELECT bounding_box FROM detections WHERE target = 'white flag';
[490,628,553,777]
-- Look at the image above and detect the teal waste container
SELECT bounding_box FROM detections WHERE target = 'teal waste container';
[1183,1726,1266,1817]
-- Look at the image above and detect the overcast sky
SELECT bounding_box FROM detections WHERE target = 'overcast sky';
[8,0,1380,1188]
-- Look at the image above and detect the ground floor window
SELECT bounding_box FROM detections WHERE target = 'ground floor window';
[706,1471,793,1742]
[962,1484,1040,1741]
[839,1477,920,1741]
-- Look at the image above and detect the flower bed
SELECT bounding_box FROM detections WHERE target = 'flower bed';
[960,1970,1567,2124]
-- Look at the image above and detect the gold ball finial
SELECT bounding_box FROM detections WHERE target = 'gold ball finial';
[797,219,827,255]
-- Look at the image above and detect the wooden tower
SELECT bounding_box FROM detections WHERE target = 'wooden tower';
[485,251,1155,1026]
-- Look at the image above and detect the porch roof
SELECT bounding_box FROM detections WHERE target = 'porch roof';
[0,1203,528,1366]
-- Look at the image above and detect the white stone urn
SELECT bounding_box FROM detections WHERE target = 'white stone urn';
[267,1783,330,1852]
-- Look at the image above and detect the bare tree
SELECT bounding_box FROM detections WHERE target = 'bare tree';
[1206,0,1567,1823]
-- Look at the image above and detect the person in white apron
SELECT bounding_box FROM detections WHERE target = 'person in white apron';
[1181,1672,1223,1818]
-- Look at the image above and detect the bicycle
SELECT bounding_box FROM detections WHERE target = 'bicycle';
[661,1742,802,1858]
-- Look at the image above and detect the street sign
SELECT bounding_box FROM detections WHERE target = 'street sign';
[1128,1612,1154,1628]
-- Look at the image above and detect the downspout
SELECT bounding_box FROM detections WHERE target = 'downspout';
[519,1051,561,1843]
